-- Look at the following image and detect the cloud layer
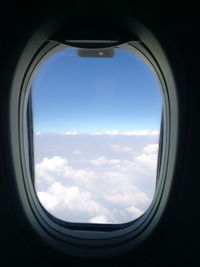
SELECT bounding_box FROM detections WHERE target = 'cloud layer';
[35,130,159,136]
[34,134,159,224]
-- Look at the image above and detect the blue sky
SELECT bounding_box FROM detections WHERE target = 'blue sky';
[31,47,162,133]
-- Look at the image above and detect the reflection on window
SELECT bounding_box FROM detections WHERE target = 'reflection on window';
[30,45,162,224]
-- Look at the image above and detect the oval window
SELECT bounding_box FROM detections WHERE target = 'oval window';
[29,44,163,225]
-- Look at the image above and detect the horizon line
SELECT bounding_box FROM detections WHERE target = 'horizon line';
[35,130,160,136]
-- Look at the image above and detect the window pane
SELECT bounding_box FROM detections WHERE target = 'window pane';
[30,45,162,224]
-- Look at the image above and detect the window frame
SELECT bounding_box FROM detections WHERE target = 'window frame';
[22,40,167,237]
[7,16,178,258]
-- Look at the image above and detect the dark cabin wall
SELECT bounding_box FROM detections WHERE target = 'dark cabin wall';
[0,3,199,266]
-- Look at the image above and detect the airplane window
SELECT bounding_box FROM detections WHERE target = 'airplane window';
[29,45,163,225]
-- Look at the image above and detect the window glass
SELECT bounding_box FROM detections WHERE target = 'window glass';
[31,46,162,224]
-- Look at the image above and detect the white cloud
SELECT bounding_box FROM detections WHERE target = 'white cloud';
[89,215,109,224]
[89,132,104,136]
[35,156,96,190]
[37,182,110,222]
[64,131,78,135]
[111,144,132,153]
[35,131,43,135]
[104,130,119,135]
[126,206,143,218]
[34,135,160,223]
[143,144,159,154]
[123,130,159,136]
[36,130,159,137]
[89,130,159,136]
[36,156,69,173]
[134,144,158,175]
[37,191,59,211]
[103,185,151,207]
[73,149,82,155]
[90,156,121,166]
[133,154,157,183]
